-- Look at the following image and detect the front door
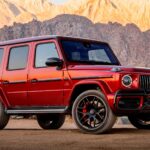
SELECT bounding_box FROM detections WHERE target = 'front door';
[28,40,64,106]
[2,44,29,107]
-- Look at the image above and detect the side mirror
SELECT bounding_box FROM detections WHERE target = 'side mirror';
[45,57,63,68]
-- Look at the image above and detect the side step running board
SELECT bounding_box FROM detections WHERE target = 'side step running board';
[6,106,68,115]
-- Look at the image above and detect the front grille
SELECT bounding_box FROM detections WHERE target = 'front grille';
[140,75,150,90]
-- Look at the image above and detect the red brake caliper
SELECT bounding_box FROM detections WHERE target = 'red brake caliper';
[82,104,87,113]
[82,104,88,124]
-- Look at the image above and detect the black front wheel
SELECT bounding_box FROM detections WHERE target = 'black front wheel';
[128,115,150,129]
[72,90,116,134]
[37,114,65,129]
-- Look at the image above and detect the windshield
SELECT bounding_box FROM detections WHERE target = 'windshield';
[61,40,120,65]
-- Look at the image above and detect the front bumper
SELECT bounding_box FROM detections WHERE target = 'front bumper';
[114,89,150,115]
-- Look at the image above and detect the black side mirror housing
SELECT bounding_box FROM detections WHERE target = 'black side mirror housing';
[45,58,63,69]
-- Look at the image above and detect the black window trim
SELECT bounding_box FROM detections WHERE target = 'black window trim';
[34,42,60,69]
[60,39,121,66]
[7,45,29,71]
[0,48,4,67]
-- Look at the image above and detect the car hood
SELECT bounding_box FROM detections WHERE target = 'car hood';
[67,65,150,73]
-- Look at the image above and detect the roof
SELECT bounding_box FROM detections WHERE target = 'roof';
[0,35,105,47]
[0,35,59,47]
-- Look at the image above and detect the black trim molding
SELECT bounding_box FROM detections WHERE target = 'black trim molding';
[38,78,62,82]
[72,75,112,80]
[3,80,26,84]
[30,78,62,83]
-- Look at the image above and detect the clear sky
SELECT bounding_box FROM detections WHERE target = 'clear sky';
[50,0,68,4]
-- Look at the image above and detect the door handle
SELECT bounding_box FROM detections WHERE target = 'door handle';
[3,80,9,84]
[30,79,38,83]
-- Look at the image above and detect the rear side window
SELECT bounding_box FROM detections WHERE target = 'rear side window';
[8,46,28,70]
[35,43,59,68]
[0,48,4,66]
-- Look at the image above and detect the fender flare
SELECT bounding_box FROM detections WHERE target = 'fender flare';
[69,79,112,103]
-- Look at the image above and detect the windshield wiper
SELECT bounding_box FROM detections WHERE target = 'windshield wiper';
[71,60,116,65]
[88,61,115,65]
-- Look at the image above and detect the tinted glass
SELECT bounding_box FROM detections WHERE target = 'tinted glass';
[8,46,28,70]
[0,48,4,66]
[61,40,119,65]
[35,43,59,68]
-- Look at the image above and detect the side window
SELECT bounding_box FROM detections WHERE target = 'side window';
[35,43,59,68]
[0,48,4,66]
[8,46,28,70]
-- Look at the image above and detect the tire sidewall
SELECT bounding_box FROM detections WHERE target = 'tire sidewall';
[128,115,150,129]
[0,102,9,129]
[37,113,65,129]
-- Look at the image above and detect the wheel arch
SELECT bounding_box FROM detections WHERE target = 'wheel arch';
[68,80,111,113]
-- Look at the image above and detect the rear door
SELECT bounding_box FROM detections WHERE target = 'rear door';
[28,40,64,106]
[0,48,4,80]
[2,44,30,107]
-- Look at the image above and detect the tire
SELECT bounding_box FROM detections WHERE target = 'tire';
[72,90,116,134]
[37,113,65,129]
[0,102,9,129]
[128,115,150,129]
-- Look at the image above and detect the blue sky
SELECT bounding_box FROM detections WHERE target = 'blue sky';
[50,0,68,4]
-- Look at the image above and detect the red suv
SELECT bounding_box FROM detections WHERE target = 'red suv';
[0,35,150,134]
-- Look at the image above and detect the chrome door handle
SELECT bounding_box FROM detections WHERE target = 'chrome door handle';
[30,79,38,83]
[3,80,9,84]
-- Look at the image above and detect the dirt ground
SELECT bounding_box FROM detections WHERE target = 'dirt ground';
[0,117,150,150]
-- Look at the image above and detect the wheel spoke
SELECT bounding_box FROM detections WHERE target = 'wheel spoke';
[82,117,90,124]
[83,99,87,105]
[77,110,89,115]
[97,108,105,114]
[96,113,104,120]
[80,113,89,122]
[77,95,107,130]
[98,103,105,109]
[85,97,90,103]
[97,101,99,107]
[95,117,101,125]
[93,117,97,127]
[92,97,96,104]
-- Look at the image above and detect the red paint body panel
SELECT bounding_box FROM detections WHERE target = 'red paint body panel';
[1,43,31,107]
[27,40,64,106]
[0,35,150,116]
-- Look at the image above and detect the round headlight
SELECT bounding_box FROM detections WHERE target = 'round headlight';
[122,75,132,87]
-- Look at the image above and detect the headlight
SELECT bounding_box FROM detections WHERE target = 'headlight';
[122,75,132,87]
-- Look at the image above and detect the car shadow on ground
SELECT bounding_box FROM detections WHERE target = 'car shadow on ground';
[3,127,149,135]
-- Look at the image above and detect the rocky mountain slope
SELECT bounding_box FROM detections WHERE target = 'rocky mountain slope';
[0,14,149,67]
[0,0,149,67]
[0,0,150,31]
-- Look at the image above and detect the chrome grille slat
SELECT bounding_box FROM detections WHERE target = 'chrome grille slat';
[148,78,150,89]
[140,75,150,90]
[147,76,149,89]
[146,76,148,89]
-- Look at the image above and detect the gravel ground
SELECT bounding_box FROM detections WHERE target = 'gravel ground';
[0,118,150,150]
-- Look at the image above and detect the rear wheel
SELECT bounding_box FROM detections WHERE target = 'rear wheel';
[72,90,116,134]
[0,102,9,129]
[128,114,150,129]
[37,114,65,129]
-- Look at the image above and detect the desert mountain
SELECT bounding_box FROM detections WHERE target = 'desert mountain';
[0,14,149,67]
[0,0,150,31]
[0,0,150,67]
